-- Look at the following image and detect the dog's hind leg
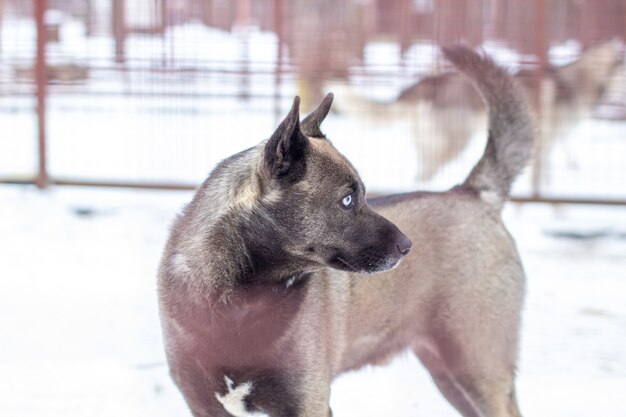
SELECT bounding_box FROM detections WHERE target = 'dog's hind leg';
[416,342,522,417]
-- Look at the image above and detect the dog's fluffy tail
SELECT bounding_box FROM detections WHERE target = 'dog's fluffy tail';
[442,45,534,209]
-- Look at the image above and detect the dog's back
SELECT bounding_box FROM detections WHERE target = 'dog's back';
[344,44,535,330]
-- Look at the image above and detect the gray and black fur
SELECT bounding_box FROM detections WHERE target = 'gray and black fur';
[158,46,534,417]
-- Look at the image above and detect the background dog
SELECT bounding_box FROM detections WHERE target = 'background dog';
[332,41,621,183]
[158,45,533,417]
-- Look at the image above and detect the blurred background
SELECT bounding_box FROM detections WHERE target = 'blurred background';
[0,1,625,417]
[1,0,625,199]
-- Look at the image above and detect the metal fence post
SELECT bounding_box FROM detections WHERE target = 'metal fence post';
[35,0,48,188]
[273,0,283,125]
[112,0,126,63]
[531,0,547,198]
[0,0,4,57]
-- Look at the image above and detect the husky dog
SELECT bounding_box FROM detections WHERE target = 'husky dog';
[158,46,533,417]
[332,41,620,182]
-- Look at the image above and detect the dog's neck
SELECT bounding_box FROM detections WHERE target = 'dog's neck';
[174,209,313,299]
[240,222,316,284]
[171,146,316,297]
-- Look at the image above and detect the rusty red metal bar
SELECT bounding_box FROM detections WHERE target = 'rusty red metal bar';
[112,0,126,63]
[531,0,547,198]
[34,0,48,189]
[0,0,4,57]
[273,0,284,125]
[3,177,626,206]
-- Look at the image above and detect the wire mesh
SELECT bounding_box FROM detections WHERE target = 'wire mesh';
[0,0,624,202]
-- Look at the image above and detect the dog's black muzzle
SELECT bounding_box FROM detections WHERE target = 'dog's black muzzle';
[329,207,412,274]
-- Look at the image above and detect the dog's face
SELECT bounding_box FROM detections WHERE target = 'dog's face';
[261,95,412,274]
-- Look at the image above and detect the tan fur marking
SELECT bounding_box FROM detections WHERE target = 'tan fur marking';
[169,253,191,275]
[228,145,264,210]
[262,188,282,204]
[233,174,261,209]
[309,137,338,157]
[308,137,356,176]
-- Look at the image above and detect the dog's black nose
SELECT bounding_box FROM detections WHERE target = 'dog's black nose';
[396,234,412,255]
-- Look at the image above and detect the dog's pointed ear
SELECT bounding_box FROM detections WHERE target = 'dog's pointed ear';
[301,93,334,138]
[264,96,308,180]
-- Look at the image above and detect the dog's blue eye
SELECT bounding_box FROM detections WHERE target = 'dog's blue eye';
[341,194,353,208]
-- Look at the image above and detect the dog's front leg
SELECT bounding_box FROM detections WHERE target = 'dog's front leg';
[167,365,232,417]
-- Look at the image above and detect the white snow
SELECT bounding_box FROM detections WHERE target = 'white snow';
[0,184,625,417]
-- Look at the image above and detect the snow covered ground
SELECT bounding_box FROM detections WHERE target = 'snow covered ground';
[0,184,625,417]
